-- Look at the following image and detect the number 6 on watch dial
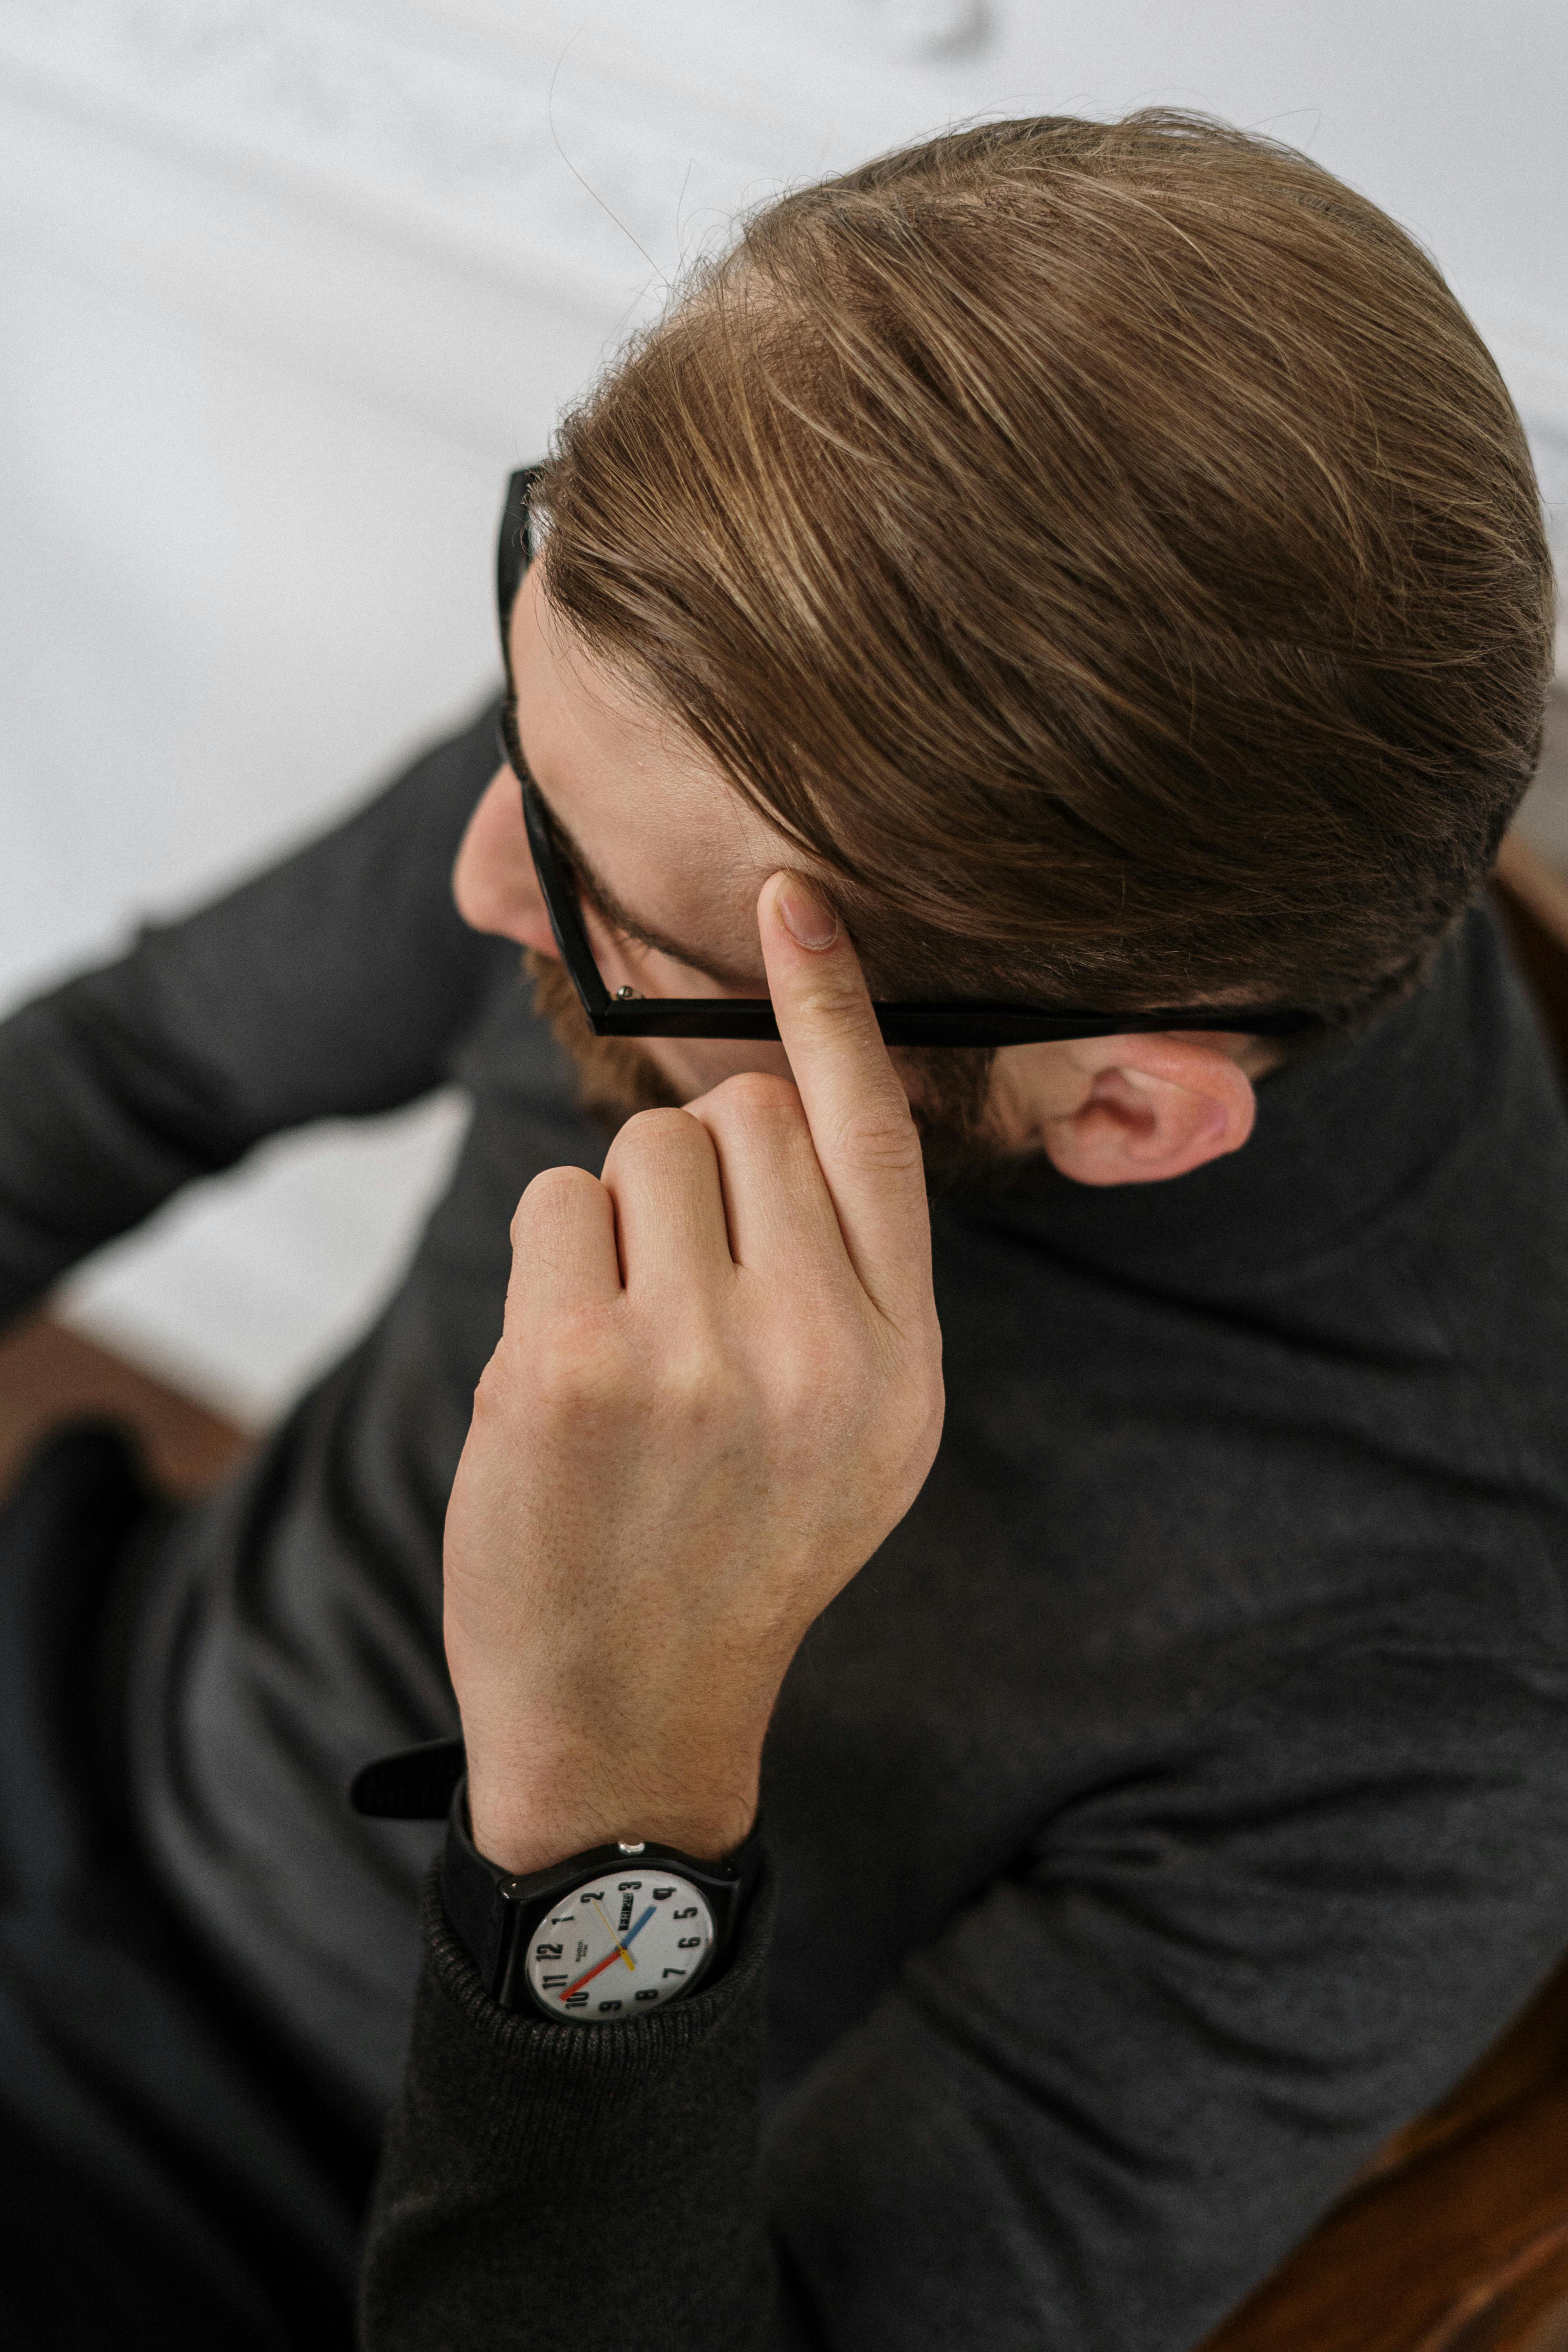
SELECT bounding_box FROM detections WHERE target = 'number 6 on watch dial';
[524,1871,718,2022]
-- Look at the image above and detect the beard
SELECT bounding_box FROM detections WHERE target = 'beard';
[524,950,685,1123]
[898,1042,1004,1187]
[523,949,1005,1183]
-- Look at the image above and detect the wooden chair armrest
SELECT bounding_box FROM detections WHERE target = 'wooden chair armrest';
[1200,2073,1568,2352]
[0,1311,247,1504]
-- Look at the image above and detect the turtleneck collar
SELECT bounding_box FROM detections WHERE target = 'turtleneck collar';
[939,902,1523,1291]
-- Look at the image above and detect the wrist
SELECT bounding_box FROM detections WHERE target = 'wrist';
[464,1749,761,1877]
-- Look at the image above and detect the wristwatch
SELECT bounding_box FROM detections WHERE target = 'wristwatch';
[350,1735,759,2024]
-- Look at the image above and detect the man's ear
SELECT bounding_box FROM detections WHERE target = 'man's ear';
[1041,1033,1257,1187]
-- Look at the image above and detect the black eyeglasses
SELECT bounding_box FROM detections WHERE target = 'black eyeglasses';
[495,466,1316,1048]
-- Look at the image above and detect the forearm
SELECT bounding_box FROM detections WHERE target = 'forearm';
[0,971,234,1320]
[0,701,503,1320]
[379,871,940,2346]
[360,1865,806,2352]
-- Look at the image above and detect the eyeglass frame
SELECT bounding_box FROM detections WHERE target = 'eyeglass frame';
[494,465,1317,1049]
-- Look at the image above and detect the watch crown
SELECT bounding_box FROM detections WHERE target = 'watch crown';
[617,1840,646,1855]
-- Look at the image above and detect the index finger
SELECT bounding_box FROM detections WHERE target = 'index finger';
[757,870,931,1324]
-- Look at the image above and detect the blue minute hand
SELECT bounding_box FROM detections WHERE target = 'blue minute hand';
[624,1906,657,1947]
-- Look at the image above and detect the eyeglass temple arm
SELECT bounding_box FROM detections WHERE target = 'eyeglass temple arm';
[499,468,612,1033]
[498,471,1316,1051]
[515,767,615,1027]
[496,467,539,648]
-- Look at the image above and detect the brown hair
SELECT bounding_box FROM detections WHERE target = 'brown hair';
[536,111,1556,1029]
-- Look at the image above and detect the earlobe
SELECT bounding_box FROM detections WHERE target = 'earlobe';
[1041,1041,1257,1188]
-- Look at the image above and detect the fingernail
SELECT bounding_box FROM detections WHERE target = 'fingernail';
[777,877,839,951]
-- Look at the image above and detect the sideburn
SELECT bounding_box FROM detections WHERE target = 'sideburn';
[893,1044,1003,1187]
[525,949,1003,1180]
[523,951,684,1128]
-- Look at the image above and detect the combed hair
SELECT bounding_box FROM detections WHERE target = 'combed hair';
[536,111,1556,1027]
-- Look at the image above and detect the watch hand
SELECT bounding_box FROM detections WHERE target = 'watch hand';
[588,1895,636,1973]
[556,1906,663,2002]
[561,1944,633,1999]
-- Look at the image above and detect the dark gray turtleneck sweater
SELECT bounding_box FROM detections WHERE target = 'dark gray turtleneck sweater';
[4,703,1568,2350]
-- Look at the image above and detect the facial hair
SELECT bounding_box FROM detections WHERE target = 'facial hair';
[524,950,684,1125]
[523,949,1006,1181]
[895,1042,1004,1187]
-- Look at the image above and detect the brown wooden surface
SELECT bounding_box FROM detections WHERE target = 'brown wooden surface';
[0,1310,247,1502]
[1200,1957,1568,2352]
[1373,1945,1568,2182]
[1200,2081,1568,2352]
[1450,2242,1568,2352]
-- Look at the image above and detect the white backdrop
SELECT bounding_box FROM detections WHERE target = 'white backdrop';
[2,0,1565,1422]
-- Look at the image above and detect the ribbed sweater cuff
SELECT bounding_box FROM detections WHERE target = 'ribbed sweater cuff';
[412,1851,777,2181]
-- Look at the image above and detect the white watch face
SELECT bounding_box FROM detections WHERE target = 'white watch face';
[524,1867,717,2023]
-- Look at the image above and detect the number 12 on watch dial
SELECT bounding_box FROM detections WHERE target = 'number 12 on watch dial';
[525,1872,717,2022]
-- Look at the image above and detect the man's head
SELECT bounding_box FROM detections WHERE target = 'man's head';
[455,109,1555,1183]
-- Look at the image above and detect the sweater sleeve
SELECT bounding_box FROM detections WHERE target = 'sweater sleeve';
[359,1640,1568,2352]
[0,700,507,1323]
[361,1864,807,2352]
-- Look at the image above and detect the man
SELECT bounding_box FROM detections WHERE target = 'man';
[1,110,1564,2350]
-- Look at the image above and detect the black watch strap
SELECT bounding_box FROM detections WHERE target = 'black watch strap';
[349,1734,465,1822]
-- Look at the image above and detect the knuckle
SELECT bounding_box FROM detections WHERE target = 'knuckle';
[908,1364,947,1472]
[623,1105,699,1151]
[534,1345,624,1432]
[767,1325,837,1419]
[660,1349,722,1426]
[794,960,868,1026]
[774,1313,880,1428]
[711,1070,802,1125]
[511,1162,598,1244]
[829,1098,923,1180]
[469,1347,525,1440]
[602,1105,706,1179]
[885,1346,946,1488]
[659,1324,746,1422]
[486,1311,628,1429]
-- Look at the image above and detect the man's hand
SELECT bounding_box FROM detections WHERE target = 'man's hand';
[443,874,945,1874]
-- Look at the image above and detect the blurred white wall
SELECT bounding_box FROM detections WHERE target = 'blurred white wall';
[1,0,1564,1423]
